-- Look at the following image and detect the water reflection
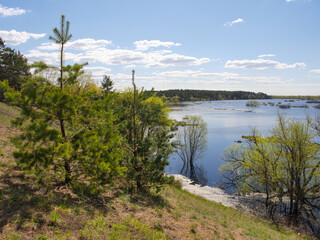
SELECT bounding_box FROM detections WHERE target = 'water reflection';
[167,99,320,187]
[180,162,208,185]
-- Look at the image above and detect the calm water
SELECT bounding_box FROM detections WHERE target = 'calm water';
[166,99,320,187]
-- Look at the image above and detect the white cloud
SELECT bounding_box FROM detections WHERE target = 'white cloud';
[187,80,227,85]
[0,30,46,45]
[156,70,201,78]
[38,38,112,51]
[0,4,28,17]
[224,18,244,27]
[310,69,320,74]
[258,54,275,58]
[28,47,144,66]
[111,73,131,82]
[150,50,173,54]
[226,76,283,84]
[80,48,146,65]
[225,59,306,70]
[156,70,238,79]
[146,53,210,68]
[68,39,111,51]
[50,46,209,68]
[25,50,59,64]
[25,49,80,64]
[192,72,239,79]
[134,40,181,51]
[194,72,284,84]
[76,66,288,91]
[183,76,284,86]
[153,79,183,84]
[154,70,284,85]
[110,73,176,89]
[124,64,137,69]
[26,38,211,69]
[37,42,57,51]
[84,66,111,77]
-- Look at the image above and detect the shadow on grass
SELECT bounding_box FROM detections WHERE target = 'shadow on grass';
[0,172,44,231]
[129,190,170,209]
[0,169,117,232]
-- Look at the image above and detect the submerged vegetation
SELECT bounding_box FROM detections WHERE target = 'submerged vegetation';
[176,115,208,185]
[220,114,320,234]
[246,100,261,107]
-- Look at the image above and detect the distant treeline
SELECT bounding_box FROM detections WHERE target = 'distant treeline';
[272,95,320,100]
[149,89,271,101]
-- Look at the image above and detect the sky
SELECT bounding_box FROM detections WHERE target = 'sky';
[0,0,319,95]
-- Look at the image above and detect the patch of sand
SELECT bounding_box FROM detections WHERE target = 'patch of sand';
[172,174,250,212]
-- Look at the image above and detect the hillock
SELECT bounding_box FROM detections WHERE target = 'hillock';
[0,102,314,239]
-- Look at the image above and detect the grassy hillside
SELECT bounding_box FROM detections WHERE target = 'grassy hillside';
[0,102,315,239]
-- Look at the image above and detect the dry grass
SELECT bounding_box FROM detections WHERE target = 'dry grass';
[0,102,316,239]
[0,173,314,239]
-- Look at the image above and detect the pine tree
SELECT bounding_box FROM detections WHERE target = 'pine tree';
[0,37,30,94]
[5,16,124,187]
[118,70,176,192]
[101,75,114,95]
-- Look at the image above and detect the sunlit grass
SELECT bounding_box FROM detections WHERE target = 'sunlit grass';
[0,102,316,240]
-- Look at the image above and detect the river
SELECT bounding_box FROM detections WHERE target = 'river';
[166,99,320,187]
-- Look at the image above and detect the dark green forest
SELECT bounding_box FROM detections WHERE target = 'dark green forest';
[150,89,271,102]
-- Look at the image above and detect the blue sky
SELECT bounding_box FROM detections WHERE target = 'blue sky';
[1,0,319,95]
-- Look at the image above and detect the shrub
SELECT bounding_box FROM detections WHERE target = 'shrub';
[246,100,260,107]
[278,104,291,109]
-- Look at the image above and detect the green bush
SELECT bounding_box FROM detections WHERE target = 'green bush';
[163,175,182,189]
[246,100,261,107]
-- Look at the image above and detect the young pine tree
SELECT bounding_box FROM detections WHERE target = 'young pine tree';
[4,15,124,187]
[117,71,176,192]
